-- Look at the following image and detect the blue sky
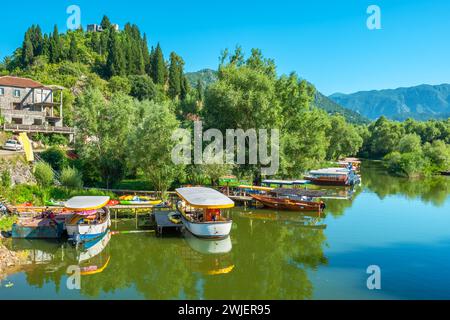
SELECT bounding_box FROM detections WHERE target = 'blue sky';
[1,0,449,95]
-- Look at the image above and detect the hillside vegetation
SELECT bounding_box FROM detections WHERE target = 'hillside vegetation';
[0,17,448,196]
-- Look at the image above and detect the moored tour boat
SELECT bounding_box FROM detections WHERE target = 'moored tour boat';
[65,196,111,244]
[176,187,234,239]
[250,188,326,212]
[304,167,361,186]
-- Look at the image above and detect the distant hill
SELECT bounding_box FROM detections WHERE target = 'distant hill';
[186,69,368,124]
[313,92,369,124]
[329,84,450,121]
[185,69,218,88]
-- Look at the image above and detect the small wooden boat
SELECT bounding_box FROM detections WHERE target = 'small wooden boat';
[65,196,111,244]
[176,187,234,239]
[250,188,326,212]
[11,210,72,239]
[12,217,65,239]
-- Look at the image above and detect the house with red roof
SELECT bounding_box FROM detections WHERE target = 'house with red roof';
[0,76,64,128]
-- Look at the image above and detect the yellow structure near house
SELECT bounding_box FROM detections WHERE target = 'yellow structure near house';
[18,132,34,162]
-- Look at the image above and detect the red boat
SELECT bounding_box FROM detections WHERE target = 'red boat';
[250,188,326,212]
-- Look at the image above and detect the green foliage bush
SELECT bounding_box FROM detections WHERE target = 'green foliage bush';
[40,146,67,172]
[1,170,11,188]
[34,162,54,187]
[60,167,83,189]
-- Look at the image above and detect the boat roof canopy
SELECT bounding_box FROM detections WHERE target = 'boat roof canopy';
[271,188,328,198]
[64,196,110,211]
[176,187,235,209]
[308,168,350,175]
[238,185,273,192]
[262,179,310,185]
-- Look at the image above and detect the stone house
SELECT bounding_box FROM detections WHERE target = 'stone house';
[0,76,64,127]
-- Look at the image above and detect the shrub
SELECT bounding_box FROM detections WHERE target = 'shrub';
[1,170,11,188]
[60,167,83,189]
[40,146,67,172]
[34,162,54,187]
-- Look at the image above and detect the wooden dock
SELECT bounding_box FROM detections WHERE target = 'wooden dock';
[154,210,183,235]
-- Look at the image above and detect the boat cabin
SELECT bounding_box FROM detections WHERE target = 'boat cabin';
[176,187,234,223]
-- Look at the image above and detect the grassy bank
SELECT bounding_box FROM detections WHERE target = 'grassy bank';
[0,184,116,206]
[0,215,17,232]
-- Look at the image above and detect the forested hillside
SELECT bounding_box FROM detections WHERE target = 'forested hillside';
[330,84,450,121]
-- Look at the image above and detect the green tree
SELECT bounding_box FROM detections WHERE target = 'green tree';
[150,43,166,85]
[397,133,422,154]
[60,167,83,189]
[108,76,132,94]
[75,89,137,187]
[21,32,34,67]
[100,15,112,30]
[34,162,54,187]
[326,115,363,160]
[68,34,78,62]
[49,25,62,63]
[130,100,183,197]
[367,116,405,158]
[128,75,156,101]
[168,52,183,99]
[40,147,67,172]
[105,27,126,78]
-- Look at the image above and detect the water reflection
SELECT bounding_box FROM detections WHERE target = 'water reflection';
[362,161,450,206]
[5,162,448,299]
[1,209,328,299]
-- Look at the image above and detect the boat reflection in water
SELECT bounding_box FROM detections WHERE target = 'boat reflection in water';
[66,231,112,276]
[182,230,234,275]
[6,231,112,277]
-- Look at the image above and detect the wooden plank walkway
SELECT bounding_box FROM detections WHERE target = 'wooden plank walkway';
[154,210,182,235]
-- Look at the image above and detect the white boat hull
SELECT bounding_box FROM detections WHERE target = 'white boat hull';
[66,216,111,242]
[181,215,232,239]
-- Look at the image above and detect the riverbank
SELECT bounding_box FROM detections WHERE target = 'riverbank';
[0,242,24,280]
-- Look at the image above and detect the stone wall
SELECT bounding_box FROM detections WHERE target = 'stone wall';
[0,157,35,186]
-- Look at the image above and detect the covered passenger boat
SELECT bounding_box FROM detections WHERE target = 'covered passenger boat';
[176,187,234,239]
[65,196,111,244]
[250,188,326,212]
[304,167,361,186]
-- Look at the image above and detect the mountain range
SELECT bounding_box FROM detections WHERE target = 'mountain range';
[329,84,450,121]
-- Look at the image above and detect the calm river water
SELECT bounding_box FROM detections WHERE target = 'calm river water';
[1,161,450,300]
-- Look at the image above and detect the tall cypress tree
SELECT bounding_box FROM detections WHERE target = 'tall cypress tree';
[49,25,62,63]
[168,52,182,99]
[105,27,125,77]
[21,32,34,67]
[68,34,78,62]
[101,15,112,30]
[142,34,151,75]
[30,25,44,56]
[42,34,50,57]
[150,43,166,85]
[180,75,189,100]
